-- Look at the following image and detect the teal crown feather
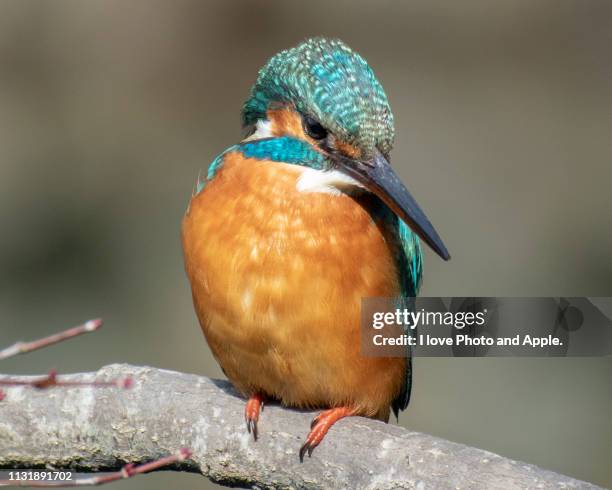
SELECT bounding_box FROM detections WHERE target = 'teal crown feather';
[242,37,394,159]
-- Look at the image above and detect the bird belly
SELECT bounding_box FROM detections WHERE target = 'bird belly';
[182,152,406,419]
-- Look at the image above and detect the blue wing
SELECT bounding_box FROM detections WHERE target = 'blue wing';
[193,145,239,195]
[396,218,423,298]
[391,217,423,418]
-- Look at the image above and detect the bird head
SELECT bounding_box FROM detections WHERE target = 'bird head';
[242,38,450,261]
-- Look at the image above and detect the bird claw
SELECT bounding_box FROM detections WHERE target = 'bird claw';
[245,416,258,441]
[244,394,264,441]
[299,440,314,462]
[299,407,354,462]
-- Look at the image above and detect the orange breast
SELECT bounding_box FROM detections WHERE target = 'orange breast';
[182,151,406,419]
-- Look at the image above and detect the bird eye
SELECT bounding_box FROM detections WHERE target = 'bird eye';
[303,115,328,140]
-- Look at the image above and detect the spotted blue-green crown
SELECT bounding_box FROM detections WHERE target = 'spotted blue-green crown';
[242,37,395,159]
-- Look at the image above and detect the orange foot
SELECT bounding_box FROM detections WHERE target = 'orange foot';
[299,407,354,462]
[244,394,265,441]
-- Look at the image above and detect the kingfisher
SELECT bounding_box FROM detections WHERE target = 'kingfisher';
[182,37,450,461]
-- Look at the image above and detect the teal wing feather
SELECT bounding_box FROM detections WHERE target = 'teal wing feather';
[396,218,423,298]
[391,217,423,418]
[194,145,239,195]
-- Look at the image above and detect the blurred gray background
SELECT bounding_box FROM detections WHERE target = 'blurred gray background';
[1,0,610,488]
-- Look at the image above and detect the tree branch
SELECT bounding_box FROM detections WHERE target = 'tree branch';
[0,320,102,361]
[0,449,191,487]
[0,364,600,489]
[0,369,132,390]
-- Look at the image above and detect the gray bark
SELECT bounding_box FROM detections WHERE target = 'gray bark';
[0,364,601,489]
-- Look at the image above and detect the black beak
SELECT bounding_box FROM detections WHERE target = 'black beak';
[334,149,450,261]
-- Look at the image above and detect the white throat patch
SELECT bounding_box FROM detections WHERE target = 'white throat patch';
[243,119,273,141]
[296,168,364,195]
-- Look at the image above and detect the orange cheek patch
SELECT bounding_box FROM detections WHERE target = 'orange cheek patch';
[266,106,362,161]
[267,107,308,141]
[335,139,362,160]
